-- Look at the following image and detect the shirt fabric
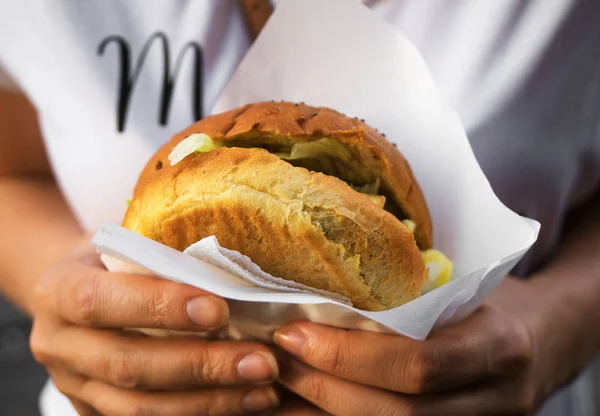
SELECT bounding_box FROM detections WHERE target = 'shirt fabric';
[0,1,598,415]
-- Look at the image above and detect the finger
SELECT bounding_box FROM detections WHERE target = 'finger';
[402,382,537,416]
[81,380,280,416]
[52,262,229,330]
[52,326,279,389]
[68,398,100,416]
[274,307,532,394]
[274,386,329,416]
[47,368,98,415]
[277,353,410,416]
[52,368,281,416]
[279,354,536,416]
[275,401,329,416]
[275,321,445,394]
[275,398,329,416]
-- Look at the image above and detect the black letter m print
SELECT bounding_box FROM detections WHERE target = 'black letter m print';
[98,32,203,133]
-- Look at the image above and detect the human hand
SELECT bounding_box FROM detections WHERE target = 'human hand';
[30,241,280,415]
[273,277,569,415]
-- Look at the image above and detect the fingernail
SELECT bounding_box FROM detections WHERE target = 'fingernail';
[238,351,279,381]
[243,387,280,412]
[185,296,228,328]
[273,327,306,356]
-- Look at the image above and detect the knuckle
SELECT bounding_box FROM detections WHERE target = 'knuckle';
[306,372,328,405]
[147,287,176,327]
[374,401,410,416]
[123,401,149,416]
[33,275,55,312]
[29,327,54,365]
[497,321,535,371]
[71,273,101,326]
[318,334,348,374]
[406,346,442,394]
[511,327,535,365]
[107,347,140,389]
[511,388,536,415]
[48,370,78,399]
[53,378,71,397]
[204,393,231,416]
[48,370,71,396]
[395,401,422,416]
[189,349,227,385]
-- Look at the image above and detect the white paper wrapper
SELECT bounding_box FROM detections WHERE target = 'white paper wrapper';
[93,0,540,341]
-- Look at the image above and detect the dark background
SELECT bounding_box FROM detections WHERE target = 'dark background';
[0,297,47,416]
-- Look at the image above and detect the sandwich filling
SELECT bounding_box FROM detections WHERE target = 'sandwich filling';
[168,133,451,293]
[169,134,393,207]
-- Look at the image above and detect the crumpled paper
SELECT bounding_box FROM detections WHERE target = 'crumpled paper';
[93,0,540,341]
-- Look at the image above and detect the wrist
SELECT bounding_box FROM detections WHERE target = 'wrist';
[527,272,600,396]
[23,232,90,316]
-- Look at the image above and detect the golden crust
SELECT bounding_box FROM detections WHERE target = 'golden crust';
[137,101,433,248]
[124,147,427,311]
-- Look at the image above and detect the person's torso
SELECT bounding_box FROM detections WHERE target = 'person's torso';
[0,0,252,230]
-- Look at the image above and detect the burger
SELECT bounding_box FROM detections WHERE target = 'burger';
[123,101,452,311]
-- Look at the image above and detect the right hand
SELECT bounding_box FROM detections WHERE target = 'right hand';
[30,240,280,415]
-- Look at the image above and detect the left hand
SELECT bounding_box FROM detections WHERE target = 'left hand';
[273,277,568,415]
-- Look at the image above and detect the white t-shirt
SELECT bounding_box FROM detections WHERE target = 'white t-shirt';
[0,1,598,415]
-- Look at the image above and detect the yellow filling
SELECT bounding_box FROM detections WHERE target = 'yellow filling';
[421,249,453,294]
[401,219,416,233]
[402,222,452,293]
[366,194,386,207]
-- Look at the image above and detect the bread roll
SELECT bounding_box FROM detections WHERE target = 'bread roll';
[124,101,435,311]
